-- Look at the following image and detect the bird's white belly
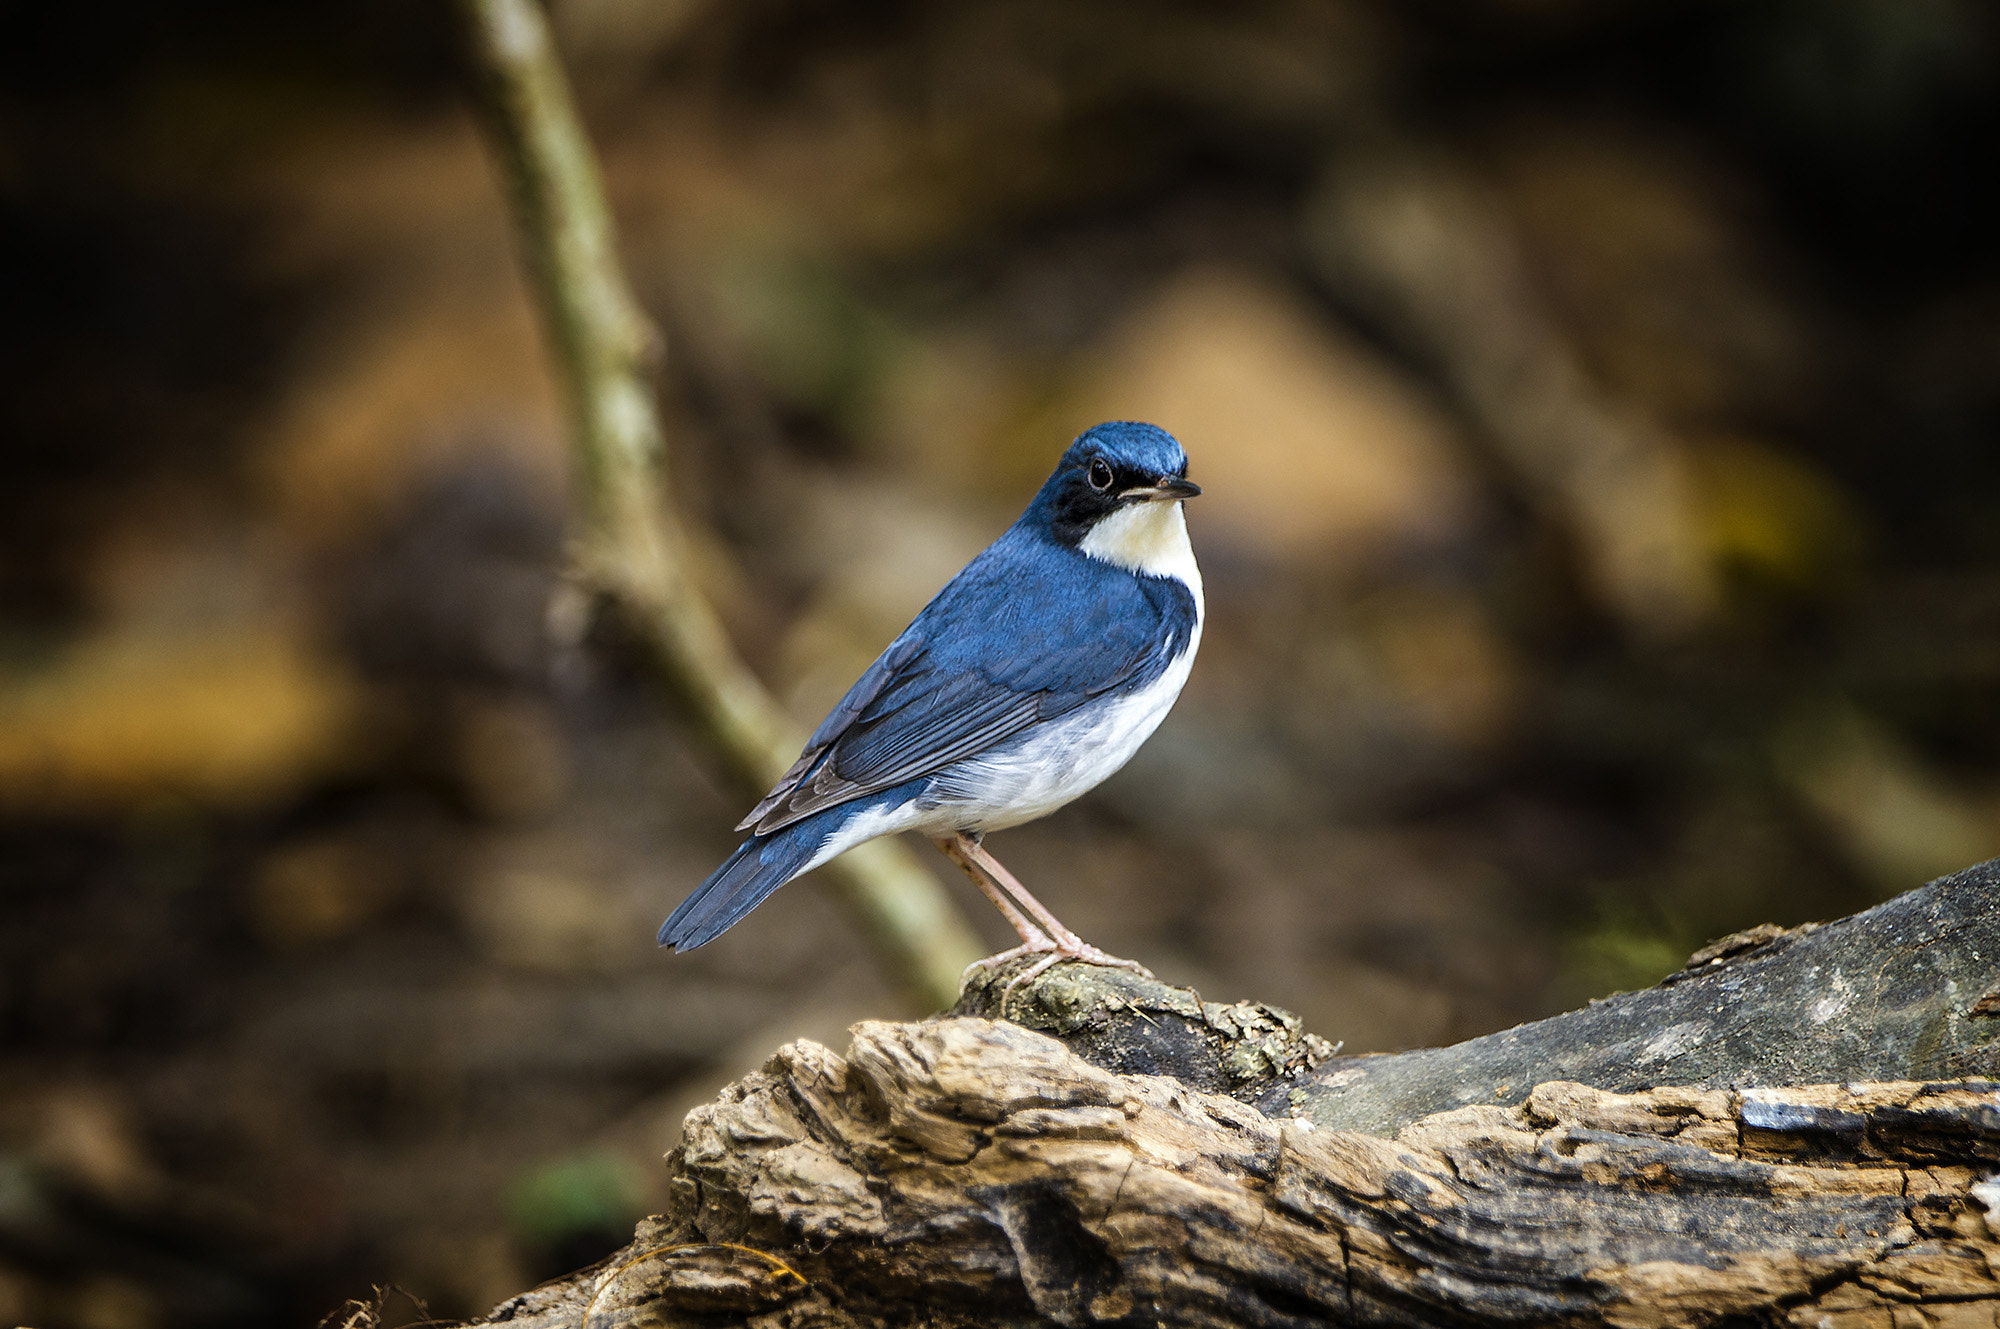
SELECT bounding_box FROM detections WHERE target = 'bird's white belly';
[928,637,1199,833]
[798,634,1199,871]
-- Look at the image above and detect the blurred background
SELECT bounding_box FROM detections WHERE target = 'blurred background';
[3,0,1998,1323]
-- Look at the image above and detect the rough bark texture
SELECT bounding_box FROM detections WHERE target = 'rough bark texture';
[470,865,2000,1329]
[954,860,2000,1137]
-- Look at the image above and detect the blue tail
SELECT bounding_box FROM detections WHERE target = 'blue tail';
[658,817,830,951]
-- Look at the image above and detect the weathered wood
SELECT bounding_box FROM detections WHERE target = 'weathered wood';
[470,865,2000,1329]
[955,860,2000,1137]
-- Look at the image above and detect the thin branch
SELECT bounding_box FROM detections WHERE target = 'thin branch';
[457,0,982,1009]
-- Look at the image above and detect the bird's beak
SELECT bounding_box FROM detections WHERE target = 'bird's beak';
[1123,476,1202,503]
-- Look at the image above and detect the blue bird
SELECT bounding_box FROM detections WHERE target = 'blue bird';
[658,421,1203,983]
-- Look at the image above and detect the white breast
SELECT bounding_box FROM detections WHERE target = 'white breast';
[1078,500,1204,612]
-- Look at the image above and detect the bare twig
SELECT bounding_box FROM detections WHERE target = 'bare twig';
[457,0,982,1009]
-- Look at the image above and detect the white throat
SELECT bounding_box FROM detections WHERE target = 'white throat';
[1078,501,1203,608]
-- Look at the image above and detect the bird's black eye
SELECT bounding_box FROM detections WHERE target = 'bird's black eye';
[1087,458,1114,491]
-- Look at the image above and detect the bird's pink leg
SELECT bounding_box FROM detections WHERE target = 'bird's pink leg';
[934,832,1152,990]
[931,834,1055,966]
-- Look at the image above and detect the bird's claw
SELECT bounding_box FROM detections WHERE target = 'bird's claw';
[960,936,1058,983]
[966,940,1154,1011]
[1052,941,1152,976]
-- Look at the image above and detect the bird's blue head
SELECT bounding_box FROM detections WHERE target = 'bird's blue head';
[1023,421,1200,548]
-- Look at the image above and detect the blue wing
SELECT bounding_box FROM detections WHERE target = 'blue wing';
[738,530,1197,836]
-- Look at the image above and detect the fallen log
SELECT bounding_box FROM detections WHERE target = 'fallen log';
[471,862,2000,1328]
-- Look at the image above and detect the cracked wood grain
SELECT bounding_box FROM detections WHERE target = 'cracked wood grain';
[466,863,2000,1329]
[958,859,2000,1137]
[480,1023,1999,1328]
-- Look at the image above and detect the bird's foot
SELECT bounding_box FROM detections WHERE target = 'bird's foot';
[993,938,1154,1007]
[959,936,1058,983]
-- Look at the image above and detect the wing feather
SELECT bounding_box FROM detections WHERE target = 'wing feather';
[740,532,1196,836]
[735,634,923,832]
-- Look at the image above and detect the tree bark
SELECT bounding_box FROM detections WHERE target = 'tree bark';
[471,863,2000,1329]
[951,857,2000,1137]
